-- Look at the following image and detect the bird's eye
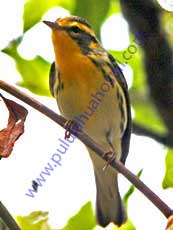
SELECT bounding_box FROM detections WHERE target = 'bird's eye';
[71,26,81,33]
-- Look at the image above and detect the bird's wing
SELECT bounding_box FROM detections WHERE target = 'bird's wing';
[49,62,56,97]
[108,54,132,164]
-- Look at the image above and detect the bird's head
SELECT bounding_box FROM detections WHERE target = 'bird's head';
[43,16,101,58]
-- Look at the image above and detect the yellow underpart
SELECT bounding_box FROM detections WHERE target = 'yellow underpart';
[48,16,129,227]
[51,18,127,151]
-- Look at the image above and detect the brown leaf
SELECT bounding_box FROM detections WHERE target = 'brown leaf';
[166,215,173,230]
[0,94,28,158]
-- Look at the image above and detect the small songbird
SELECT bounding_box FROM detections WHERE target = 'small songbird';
[44,16,131,227]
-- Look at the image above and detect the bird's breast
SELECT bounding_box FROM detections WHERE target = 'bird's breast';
[55,54,103,117]
[54,54,127,145]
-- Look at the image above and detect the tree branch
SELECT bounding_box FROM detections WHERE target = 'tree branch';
[132,123,173,148]
[0,80,172,220]
[0,201,20,230]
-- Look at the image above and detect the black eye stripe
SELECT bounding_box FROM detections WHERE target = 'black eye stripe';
[70,26,83,33]
[63,26,97,43]
[64,26,85,34]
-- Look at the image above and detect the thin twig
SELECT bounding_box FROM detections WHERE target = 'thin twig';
[0,80,172,220]
[0,201,20,230]
[132,123,173,148]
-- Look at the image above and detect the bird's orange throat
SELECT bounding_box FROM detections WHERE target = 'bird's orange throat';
[51,30,82,69]
[51,29,99,84]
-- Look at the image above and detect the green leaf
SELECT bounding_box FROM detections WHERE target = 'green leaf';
[161,11,173,47]
[73,0,111,37]
[162,149,173,189]
[64,201,96,230]
[107,0,121,17]
[23,0,75,32]
[2,38,51,96]
[133,101,166,134]
[16,211,50,230]
[123,169,143,209]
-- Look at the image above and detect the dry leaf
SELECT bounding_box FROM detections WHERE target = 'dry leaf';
[0,94,28,158]
[166,215,173,230]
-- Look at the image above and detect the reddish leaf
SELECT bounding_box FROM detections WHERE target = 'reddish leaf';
[0,94,28,158]
[166,215,173,230]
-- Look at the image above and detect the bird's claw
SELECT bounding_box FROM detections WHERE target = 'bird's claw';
[64,120,75,139]
[102,151,115,171]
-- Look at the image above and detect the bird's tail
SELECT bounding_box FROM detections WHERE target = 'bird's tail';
[94,165,126,227]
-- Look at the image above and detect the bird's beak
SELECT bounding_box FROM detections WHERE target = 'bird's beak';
[43,20,61,30]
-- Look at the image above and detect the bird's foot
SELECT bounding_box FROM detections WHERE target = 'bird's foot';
[64,120,75,139]
[102,151,115,171]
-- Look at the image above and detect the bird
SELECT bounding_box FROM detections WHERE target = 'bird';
[43,15,131,227]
